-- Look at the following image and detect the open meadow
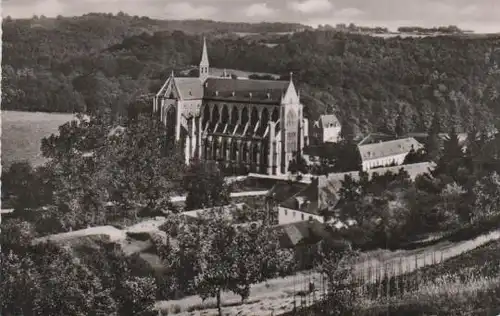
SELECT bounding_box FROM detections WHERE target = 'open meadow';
[1,111,74,169]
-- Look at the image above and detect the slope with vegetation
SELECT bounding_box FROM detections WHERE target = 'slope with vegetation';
[3,14,500,135]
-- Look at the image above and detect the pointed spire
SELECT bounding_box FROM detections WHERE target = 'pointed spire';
[289,71,293,82]
[200,36,209,66]
[199,36,210,82]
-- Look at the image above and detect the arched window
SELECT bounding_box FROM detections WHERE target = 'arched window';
[212,106,220,123]
[231,106,239,124]
[202,105,210,127]
[221,105,229,125]
[251,107,259,126]
[272,108,279,122]
[241,107,249,126]
[286,110,297,127]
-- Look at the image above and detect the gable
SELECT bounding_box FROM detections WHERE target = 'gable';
[282,81,300,105]
[158,77,181,100]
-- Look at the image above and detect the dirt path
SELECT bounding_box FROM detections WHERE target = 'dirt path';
[155,228,500,316]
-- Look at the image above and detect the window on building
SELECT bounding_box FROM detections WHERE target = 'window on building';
[293,212,296,217]
[301,214,304,220]
[284,209,288,215]
[309,216,313,221]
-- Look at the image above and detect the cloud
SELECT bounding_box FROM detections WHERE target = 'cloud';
[288,0,333,14]
[4,0,65,17]
[245,3,275,18]
[335,7,364,19]
[2,0,499,33]
[163,2,218,20]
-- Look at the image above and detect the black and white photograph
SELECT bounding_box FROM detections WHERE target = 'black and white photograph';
[1,0,500,315]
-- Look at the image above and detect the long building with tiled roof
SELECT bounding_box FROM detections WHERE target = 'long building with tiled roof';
[153,37,309,175]
[358,137,423,171]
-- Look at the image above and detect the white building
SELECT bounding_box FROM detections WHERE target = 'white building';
[358,137,423,171]
[275,161,435,226]
[311,114,341,144]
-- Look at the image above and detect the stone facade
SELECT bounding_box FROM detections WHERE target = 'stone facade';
[153,38,309,175]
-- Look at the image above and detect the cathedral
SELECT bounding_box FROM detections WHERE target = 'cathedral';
[153,38,309,175]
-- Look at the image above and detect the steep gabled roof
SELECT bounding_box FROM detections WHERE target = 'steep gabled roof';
[275,219,343,248]
[203,78,289,104]
[173,77,204,100]
[319,114,340,128]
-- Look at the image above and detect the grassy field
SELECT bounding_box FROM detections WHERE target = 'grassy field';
[1,110,75,169]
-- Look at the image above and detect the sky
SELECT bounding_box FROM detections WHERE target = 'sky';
[2,0,500,33]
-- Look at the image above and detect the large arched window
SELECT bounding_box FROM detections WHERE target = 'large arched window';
[272,108,279,122]
[286,110,297,127]
[231,106,239,124]
[202,105,210,128]
[221,105,229,125]
[241,107,249,126]
[259,108,269,136]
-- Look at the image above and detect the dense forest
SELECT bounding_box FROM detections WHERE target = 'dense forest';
[3,14,500,135]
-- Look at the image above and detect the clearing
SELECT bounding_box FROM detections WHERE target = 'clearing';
[1,110,75,169]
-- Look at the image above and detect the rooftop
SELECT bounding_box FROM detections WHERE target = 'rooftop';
[319,114,340,128]
[173,77,204,100]
[204,77,289,104]
[358,137,423,161]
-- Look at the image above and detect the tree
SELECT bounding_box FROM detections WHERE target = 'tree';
[425,111,442,161]
[101,114,185,217]
[471,172,500,224]
[0,219,36,253]
[333,141,362,172]
[163,208,286,316]
[1,242,118,316]
[117,276,157,316]
[403,147,427,164]
[229,223,291,302]
[183,160,230,211]
[437,182,465,229]
[1,162,53,211]
[192,208,238,316]
[340,120,356,143]
[288,151,309,176]
[316,240,359,315]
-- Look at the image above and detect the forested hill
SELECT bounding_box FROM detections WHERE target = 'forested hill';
[3,14,500,135]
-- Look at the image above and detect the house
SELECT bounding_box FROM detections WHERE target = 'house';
[311,114,341,144]
[275,162,436,226]
[276,178,348,227]
[358,137,423,171]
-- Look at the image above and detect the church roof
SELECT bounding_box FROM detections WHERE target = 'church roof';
[173,77,204,100]
[358,137,423,161]
[203,78,289,104]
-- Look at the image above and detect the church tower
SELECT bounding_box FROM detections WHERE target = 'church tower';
[199,37,209,82]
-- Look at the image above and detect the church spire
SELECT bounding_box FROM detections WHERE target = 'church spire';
[199,36,209,82]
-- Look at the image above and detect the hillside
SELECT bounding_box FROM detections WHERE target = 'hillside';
[3,14,500,135]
